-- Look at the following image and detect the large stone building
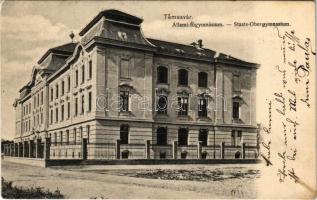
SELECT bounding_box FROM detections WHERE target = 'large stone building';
[4,10,259,161]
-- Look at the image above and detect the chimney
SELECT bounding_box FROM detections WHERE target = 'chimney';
[197,39,203,48]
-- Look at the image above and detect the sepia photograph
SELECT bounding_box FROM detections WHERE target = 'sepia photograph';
[1,1,315,199]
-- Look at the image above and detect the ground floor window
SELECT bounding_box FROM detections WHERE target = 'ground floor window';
[178,128,188,146]
[198,129,208,146]
[120,124,129,144]
[157,127,167,145]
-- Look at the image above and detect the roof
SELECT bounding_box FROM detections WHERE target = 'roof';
[217,53,258,67]
[37,42,78,64]
[79,9,143,36]
[147,38,216,58]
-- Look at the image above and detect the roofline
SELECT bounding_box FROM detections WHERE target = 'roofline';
[79,9,143,36]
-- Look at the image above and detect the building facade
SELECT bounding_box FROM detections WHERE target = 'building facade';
[4,10,260,161]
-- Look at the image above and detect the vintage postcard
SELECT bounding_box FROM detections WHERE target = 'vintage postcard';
[1,1,316,199]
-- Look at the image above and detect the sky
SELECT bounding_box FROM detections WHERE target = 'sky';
[0,1,316,197]
[0,1,314,140]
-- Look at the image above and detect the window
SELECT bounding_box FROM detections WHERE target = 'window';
[157,95,167,115]
[67,76,71,92]
[87,125,90,143]
[62,81,65,96]
[157,127,167,145]
[41,112,43,124]
[120,59,129,78]
[88,92,92,112]
[66,130,69,145]
[55,85,59,99]
[67,102,70,119]
[50,110,53,124]
[61,104,64,121]
[81,95,85,114]
[88,60,92,79]
[157,66,168,84]
[41,91,43,105]
[120,91,129,112]
[232,101,240,119]
[34,96,36,108]
[60,131,63,144]
[178,96,188,116]
[73,128,77,144]
[79,127,83,141]
[198,98,207,117]
[199,129,208,146]
[198,72,208,87]
[120,124,129,144]
[178,69,188,85]
[75,97,78,116]
[50,88,53,101]
[233,75,241,92]
[75,70,78,87]
[54,132,57,145]
[231,130,242,146]
[81,65,85,83]
[178,128,188,146]
[37,93,40,106]
[55,107,58,122]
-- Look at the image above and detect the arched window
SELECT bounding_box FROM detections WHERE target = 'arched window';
[198,72,208,87]
[157,66,168,84]
[157,127,167,145]
[178,69,188,86]
[120,124,129,144]
[178,128,188,146]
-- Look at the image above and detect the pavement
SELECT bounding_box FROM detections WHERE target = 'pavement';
[1,159,260,199]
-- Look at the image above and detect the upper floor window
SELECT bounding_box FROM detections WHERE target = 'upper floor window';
[50,109,53,124]
[61,81,65,96]
[74,97,78,116]
[41,91,43,105]
[178,69,188,86]
[199,129,208,146]
[81,65,85,84]
[157,127,167,145]
[88,60,92,79]
[120,91,129,112]
[157,66,168,84]
[120,124,129,144]
[67,101,71,119]
[75,69,78,87]
[120,59,129,78]
[55,107,58,122]
[88,91,92,112]
[232,101,240,119]
[50,88,53,101]
[178,96,188,116]
[198,98,207,117]
[198,72,208,88]
[157,94,168,115]
[55,85,59,99]
[67,76,71,92]
[61,104,64,121]
[178,128,188,146]
[233,75,241,92]
[81,95,85,114]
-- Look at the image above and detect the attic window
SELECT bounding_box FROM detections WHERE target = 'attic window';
[196,52,206,56]
[175,49,185,53]
[118,31,128,41]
